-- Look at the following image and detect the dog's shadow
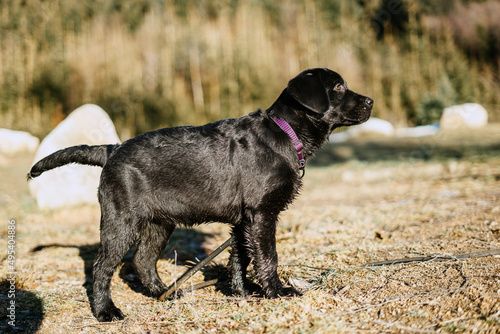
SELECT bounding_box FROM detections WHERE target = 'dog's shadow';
[31,228,231,308]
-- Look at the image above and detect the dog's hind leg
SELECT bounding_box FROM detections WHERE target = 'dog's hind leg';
[133,220,175,297]
[92,216,138,322]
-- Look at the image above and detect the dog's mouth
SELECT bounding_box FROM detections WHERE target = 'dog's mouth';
[343,106,372,125]
[340,94,373,126]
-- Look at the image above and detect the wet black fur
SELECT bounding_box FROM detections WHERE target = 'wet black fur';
[28,68,373,322]
[27,144,119,179]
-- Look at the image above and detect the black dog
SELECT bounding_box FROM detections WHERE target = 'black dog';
[28,68,373,322]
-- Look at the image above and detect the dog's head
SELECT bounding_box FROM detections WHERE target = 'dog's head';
[286,68,373,130]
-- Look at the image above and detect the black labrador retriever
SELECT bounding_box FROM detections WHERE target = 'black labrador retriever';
[28,68,373,322]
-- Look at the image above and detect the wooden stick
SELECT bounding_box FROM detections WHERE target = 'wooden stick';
[181,279,220,294]
[359,249,500,267]
[284,249,500,271]
[159,236,233,301]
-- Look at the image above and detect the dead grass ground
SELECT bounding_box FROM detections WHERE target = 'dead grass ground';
[1,125,500,333]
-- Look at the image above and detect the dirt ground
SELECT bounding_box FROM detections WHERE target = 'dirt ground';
[1,125,500,333]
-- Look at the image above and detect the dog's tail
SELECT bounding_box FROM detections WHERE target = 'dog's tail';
[27,144,120,180]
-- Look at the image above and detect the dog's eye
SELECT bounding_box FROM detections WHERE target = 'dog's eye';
[334,83,344,92]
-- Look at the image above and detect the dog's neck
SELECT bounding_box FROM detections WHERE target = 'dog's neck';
[270,117,306,172]
[266,89,331,160]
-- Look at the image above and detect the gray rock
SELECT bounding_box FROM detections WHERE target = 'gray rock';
[29,104,120,209]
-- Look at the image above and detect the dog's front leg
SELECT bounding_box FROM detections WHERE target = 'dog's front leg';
[251,212,302,298]
[228,227,252,296]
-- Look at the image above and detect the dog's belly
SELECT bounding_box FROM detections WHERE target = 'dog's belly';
[152,188,244,226]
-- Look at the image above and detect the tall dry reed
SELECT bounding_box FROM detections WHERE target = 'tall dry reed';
[1,0,498,138]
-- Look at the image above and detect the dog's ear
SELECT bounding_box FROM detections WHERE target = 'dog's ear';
[287,70,330,113]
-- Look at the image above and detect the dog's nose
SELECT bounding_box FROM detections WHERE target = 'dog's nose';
[365,98,374,107]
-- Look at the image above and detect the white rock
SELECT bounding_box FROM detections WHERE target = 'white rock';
[395,123,440,138]
[0,129,39,154]
[349,117,395,137]
[329,117,394,142]
[29,104,120,209]
[440,103,488,130]
[329,130,351,143]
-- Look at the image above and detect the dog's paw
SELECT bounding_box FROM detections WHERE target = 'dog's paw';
[278,285,302,297]
[232,281,262,297]
[266,285,302,298]
[232,285,250,297]
[96,305,125,322]
[149,286,168,299]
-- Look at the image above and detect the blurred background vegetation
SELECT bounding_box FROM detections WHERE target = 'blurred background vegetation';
[1,0,499,139]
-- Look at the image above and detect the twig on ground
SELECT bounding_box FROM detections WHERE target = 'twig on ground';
[72,320,124,329]
[159,237,234,301]
[283,248,500,272]
[360,249,500,267]
[181,279,220,294]
[279,264,335,271]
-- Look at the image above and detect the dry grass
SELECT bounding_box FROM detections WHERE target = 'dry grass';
[1,126,500,333]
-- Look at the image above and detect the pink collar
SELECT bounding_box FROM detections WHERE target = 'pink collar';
[271,117,306,175]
